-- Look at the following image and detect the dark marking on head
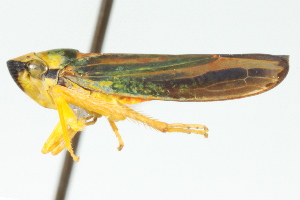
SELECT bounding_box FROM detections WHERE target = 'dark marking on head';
[45,69,59,79]
[7,60,26,91]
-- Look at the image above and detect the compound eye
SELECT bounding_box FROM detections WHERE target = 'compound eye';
[26,60,48,79]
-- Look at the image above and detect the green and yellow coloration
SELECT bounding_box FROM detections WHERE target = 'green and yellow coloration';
[7,49,289,161]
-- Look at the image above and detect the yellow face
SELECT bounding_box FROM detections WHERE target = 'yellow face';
[7,52,59,109]
[7,52,56,109]
[7,49,81,109]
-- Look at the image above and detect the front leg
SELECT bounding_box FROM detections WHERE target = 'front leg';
[41,95,84,162]
[43,87,100,162]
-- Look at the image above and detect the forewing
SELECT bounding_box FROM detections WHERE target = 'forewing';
[60,54,288,101]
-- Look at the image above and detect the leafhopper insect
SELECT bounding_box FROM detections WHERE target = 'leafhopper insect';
[7,49,289,161]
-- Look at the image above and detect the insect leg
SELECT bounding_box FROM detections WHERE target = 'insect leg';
[41,117,78,157]
[41,121,66,154]
[50,129,77,156]
[116,105,209,137]
[163,123,209,138]
[85,116,98,126]
[108,120,124,151]
[52,85,125,122]
[53,96,80,162]
[51,116,99,155]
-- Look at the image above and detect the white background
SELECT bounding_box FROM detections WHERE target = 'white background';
[0,0,299,199]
